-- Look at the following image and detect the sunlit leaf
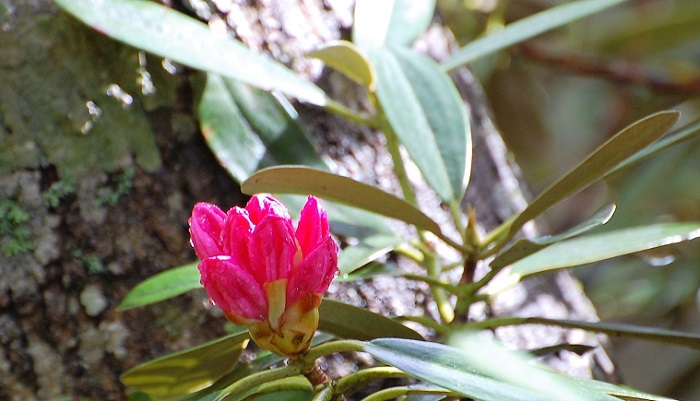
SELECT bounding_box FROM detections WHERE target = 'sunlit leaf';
[339,234,403,275]
[353,0,436,49]
[118,263,201,311]
[307,41,375,88]
[371,47,471,203]
[470,317,700,350]
[442,0,627,70]
[496,111,679,245]
[490,203,616,270]
[242,166,443,235]
[510,222,700,279]
[319,299,423,341]
[336,261,402,282]
[363,338,605,401]
[54,0,327,105]
[120,332,249,400]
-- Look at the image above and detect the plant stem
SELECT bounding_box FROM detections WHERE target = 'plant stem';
[397,315,450,336]
[303,339,366,361]
[214,365,302,401]
[335,367,410,394]
[400,273,459,293]
[324,98,380,129]
[358,385,456,401]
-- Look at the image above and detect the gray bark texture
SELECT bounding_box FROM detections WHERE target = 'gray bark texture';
[0,0,616,400]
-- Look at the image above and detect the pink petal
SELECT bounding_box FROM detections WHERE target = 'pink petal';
[295,196,330,257]
[222,207,254,271]
[287,236,338,306]
[198,257,268,322]
[248,214,296,284]
[245,195,290,225]
[189,203,226,260]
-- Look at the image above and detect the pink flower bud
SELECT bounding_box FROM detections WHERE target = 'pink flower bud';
[189,195,338,357]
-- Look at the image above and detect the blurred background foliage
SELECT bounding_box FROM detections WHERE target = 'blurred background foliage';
[440,0,700,398]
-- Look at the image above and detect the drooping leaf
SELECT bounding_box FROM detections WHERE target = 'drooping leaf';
[54,0,327,105]
[490,203,616,270]
[442,0,627,70]
[307,41,375,88]
[120,332,249,400]
[118,263,201,311]
[495,111,679,246]
[319,299,423,341]
[471,317,700,350]
[371,47,471,203]
[242,166,443,236]
[353,0,436,49]
[510,222,700,279]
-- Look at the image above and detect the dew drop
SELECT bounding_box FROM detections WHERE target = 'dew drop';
[161,58,178,75]
[105,84,134,108]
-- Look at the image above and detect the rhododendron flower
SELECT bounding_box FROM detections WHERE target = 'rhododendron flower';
[189,195,338,357]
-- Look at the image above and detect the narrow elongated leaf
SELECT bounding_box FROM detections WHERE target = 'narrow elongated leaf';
[510,222,700,279]
[319,299,423,341]
[353,0,436,49]
[120,332,249,399]
[55,0,327,105]
[442,0,626,70]
[339,234,403,275]
[606,118,700,177]
[371,47,470,203]
[490,203,616,269]
[242,166,442,235]
[500,111,679,244]
[118,263,201,311]
[364,339,601,401]
[307,41,375,88]
[471,317,700,350]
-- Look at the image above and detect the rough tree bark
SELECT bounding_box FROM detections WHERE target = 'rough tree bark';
[0,1,615,400]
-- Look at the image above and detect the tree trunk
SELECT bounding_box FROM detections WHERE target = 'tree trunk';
[0,1,615,400]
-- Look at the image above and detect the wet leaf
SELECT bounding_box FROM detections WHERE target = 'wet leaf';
[442,0,626,70]
[371,47,471,203]
[353,0,436,49]
[118,263,200,311]
[490,203,616,269]
[319,299,423,341]
[55,0,327,105]
[120,332,249,400]
[242,166,443,236]
[510,222,700,279]
[307,41,375,88]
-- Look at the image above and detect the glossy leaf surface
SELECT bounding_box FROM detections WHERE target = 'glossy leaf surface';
[490,203,616,269]
[501,111,679,244]
[242,166,442,235]
[442,0,626,70]
[353,0,436,48]
[372,47,470,203]
[118,263,200,311]
[510,222,700,279]
[120,332,249,399]
[319,299,423,341]
[55,0,327,105]
[307,41,375,88]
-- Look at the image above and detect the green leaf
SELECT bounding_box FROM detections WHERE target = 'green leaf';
[442,0,627,70]
[242,166,443,236]
[120,332,249,400]
[510,222,700,279]
[353,0,436,49]
[336,262,402,282]
[371,47,471,203]
[498,111,679,245]
[339,234,403,275]
[307,41,375,88]
[196,75,325,183]
[471,316,700,350]
[490,203,616,270]
[54,0,327,105]
[363,338,604,401]
[118,263,201,311]
[319,299,423,341]
[606,118,700,178]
